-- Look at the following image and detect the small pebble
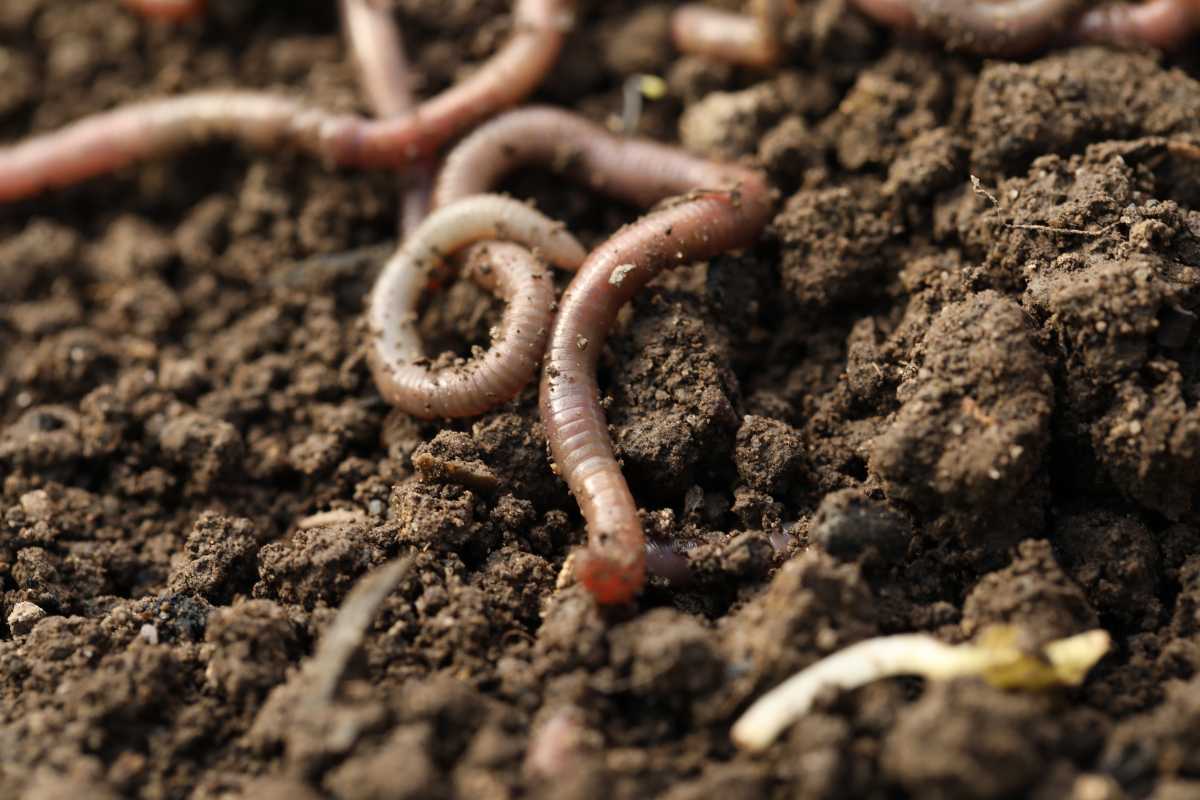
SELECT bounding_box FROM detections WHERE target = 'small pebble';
[138,623,160,645]
[7,601,46,636]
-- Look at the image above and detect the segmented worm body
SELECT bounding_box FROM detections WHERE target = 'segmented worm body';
[122,0,206,22]
[0,0,571,201]
[367,194,586,419]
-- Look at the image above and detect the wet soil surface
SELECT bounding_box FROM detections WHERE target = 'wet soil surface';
[3,1,1200,798]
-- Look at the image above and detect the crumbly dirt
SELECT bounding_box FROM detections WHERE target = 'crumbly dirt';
[2,1,1200,798]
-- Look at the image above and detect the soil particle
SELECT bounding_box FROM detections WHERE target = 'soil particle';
[734,414,806,495]
[203,598,300,704]
[609,291,740,500]
[881,680,1067,800]
[811,487,911,562]
[718,552,877,708]
[1053,507,1164,633]
[962,539,1098,646]
[775,180,901,307]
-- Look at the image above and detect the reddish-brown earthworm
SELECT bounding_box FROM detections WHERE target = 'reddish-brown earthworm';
[122,0,206,22]
[670,0,794,68]
[912,0,1088,56]
[0,0,572,202]
[542,179,772,604]
[367,194,587,419]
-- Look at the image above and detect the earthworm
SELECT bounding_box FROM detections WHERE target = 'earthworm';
[435,105,758,209]
[367,194,587,419]
[1072,0,1200,50]
[340,0,433,232]
[433,107,774,600]
[0,0,572,202]
[522,151,769,605]
[849,0,1198,53]
[122,0,206,22]
[670,0,792,67]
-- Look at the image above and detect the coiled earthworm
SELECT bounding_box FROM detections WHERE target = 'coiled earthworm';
[122,0,206,22]
[0,0,572,202]
[1072,0,1200,50]
[670,0,793,68]
[429,106,773,602]
[367,194,587,419]
[339,0,434,232]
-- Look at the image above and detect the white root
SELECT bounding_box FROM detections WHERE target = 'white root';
[731,627,1111,752]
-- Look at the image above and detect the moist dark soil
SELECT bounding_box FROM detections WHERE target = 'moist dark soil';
[3,1,1200,798]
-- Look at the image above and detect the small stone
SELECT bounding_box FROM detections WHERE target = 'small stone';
[138,623,160,645]
[7,600,46,635]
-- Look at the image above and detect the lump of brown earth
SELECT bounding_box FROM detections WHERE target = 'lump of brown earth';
[167,512,262,604]
[1053,508,1163,632]
[870,291,1052,521]
[775,181,900,308]
[811,487,911,561]
[821,49,965,172]
[962,539,1098,646]
[969,48,1200,177]
[881,681,1063,800]
[734,414,806,496]
[254,520,387,610]
[203,599,300,704]
[719,552,877,707]
[609,292,739,499]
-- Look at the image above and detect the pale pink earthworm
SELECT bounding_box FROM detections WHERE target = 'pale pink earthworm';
[339,0,434,232]
[0,0,572,202]
[367,194,587,419]
[670,1,793,68]
[122,0,206,22]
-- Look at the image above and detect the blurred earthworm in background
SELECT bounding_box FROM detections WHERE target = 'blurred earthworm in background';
[670,0,795,67]
[673,0,1198,61]
[1072,0,1200,50]
[0,0,573,201]
[121,0,206,22]
[339,0,434,233]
